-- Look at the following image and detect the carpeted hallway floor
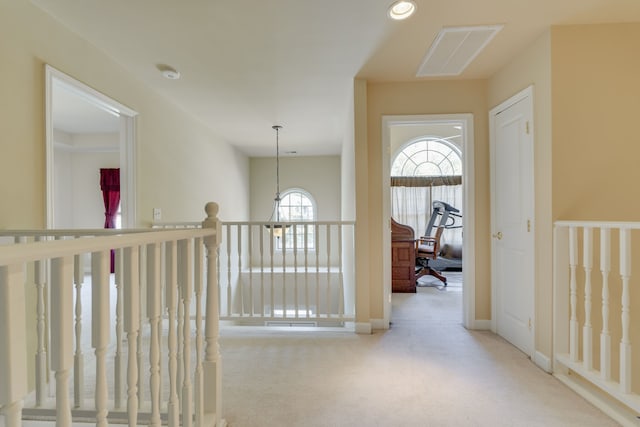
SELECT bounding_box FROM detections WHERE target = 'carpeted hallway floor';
[219,272,619,427]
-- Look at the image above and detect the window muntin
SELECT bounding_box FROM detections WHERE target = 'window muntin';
[278,189,315,250]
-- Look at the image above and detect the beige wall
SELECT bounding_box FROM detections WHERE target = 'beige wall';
[250,156,341,222]
[0,1,250,229]
[488,31,553,357]
[552,23,640,221]
[358,79,490,322]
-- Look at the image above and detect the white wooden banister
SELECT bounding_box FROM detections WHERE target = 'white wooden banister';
[554,221,640,422]
[0,212,225,426]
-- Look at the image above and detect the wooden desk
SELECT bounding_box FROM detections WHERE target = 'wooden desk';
[391,218,417,293]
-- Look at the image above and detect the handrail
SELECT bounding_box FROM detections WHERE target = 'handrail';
[555,220,640,229]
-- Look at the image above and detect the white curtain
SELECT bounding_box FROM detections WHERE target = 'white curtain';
[391,184,462,248]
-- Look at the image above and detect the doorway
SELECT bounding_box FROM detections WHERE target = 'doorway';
[382,114,475,328]
[489,86,535,357]
[45,65,138,229]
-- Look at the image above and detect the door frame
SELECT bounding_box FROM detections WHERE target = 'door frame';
[382,114,476,329]
[45,64,138,228]
[489,85,535,357]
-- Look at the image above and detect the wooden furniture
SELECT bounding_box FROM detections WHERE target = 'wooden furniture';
[391,218,418,293]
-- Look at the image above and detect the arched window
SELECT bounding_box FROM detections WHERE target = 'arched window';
[390,136,463,247]
[278,189,316,249]
[391,137,462,177]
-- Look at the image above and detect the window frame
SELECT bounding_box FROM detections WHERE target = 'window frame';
[276,188,317,251]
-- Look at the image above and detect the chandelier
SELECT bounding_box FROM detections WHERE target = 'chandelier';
[266,125,289,238]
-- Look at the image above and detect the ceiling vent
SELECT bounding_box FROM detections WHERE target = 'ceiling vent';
[416,25,503,77]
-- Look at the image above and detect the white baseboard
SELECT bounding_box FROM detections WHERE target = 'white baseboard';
[355,322,372,334]
[370,318,387,330]
[470,320,491,330]
[554,373,640,427]
[534,351,552,373]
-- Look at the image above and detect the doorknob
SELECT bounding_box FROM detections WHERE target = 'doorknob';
[492,231,503,240]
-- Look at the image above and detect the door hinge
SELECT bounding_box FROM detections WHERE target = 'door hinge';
[527,219,531,232]
[525,121,530,134]
[528,318,532,331]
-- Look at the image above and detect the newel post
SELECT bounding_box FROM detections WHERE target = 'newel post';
[202,202,223,425]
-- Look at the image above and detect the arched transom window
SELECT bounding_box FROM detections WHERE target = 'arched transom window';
[391,137,462,177]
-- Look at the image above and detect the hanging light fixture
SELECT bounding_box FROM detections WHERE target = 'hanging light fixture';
[265,125,289,238]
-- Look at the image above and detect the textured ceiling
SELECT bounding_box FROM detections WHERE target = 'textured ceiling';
[33,0,640,156]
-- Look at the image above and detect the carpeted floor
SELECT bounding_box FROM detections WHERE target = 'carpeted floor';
[219,271,619,427]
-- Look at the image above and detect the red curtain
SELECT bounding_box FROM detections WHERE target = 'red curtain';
[100,168,120,272]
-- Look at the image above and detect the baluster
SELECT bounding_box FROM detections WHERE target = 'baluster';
[227,225,232,317]
[326,225,332,318]
[304,224,309,318]
[202,202,223,425]
[123,247,140,427]
[137,246,145,406]
[238,226,243,316]
[51,256,73,427]
[294,223,298,318]
[176,264,184,405]
[619,228,632,393]
[569,227,579,362]
[248,224,254,317]
[338,223,344,318]
[315,224,320,319]
[114,249,125,409]
[179,239,194,427]
[260,225,265,317]
[583,227,593,370]
[92,251,110,426]
[270,226,275,317]
[73,252,84,409]
[146,243,162,427]
[282,227,287,318]
[34,236,47,407]
[166,241,180,427]
[600,228,611,381]
[0,264,28,427]
[194,238,205,427]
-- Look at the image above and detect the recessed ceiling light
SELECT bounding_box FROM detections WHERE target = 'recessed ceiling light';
[388,1,416,20]
[157,64,181,80]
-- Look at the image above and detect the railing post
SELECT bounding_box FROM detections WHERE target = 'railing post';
[146,243,162,427]
[0,264,28,427]
[619,228,632,393]
[165,241,180,427]
[569,226,579,362]
[73,252,85,409]
[582,227,593,371]
[92,250,110,426]
[51,256,73,427]
[202,202,223,425]
[600,228,611,381]
[123,246,140,427]
[34,237,48,407]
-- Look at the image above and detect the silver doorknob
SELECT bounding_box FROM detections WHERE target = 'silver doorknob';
[492,231,503,240]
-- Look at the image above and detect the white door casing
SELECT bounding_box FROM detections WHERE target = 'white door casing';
[490,86,535,357]
[45,65,138,228]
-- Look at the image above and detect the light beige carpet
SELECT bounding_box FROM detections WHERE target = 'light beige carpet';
[219,272,619,427]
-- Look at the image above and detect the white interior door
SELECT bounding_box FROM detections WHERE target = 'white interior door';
[490,87,534,356]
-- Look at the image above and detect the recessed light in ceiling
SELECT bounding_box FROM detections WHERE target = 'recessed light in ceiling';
[388,1,416,20]
[157,64,181,80]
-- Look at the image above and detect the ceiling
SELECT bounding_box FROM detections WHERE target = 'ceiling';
[33,0,640,157]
